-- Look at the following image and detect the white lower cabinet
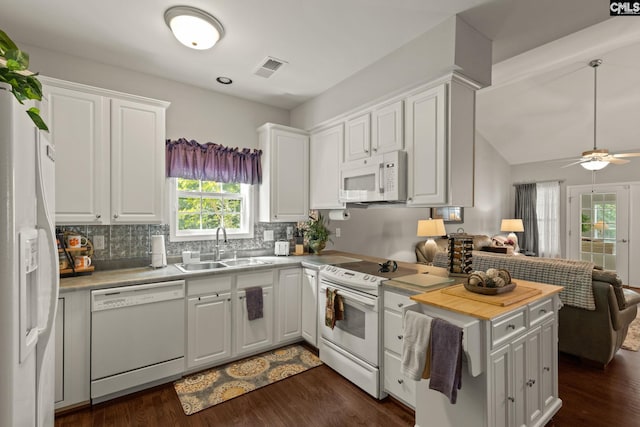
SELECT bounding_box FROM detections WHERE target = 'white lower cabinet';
[234,272,274,356]
[276,268,302,343]
[382,290,417,408]
[55,290,90,411]
[186,275,233,369]
[301,268,318,347]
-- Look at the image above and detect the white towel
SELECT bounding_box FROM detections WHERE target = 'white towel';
[401,310,433,381]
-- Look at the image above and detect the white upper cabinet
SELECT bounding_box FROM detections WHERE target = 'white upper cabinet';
[42,77,169,224]
[258,123,309,222]
[371,100,403,155]
[405,77,475,207]
[344,113,371,162]
[310,123,344,209]
[43,84,110,224]
[110,99,166,223]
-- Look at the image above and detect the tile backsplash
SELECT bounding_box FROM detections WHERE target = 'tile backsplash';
[57,222,296,270]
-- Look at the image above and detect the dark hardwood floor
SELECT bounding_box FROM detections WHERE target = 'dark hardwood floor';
[56,348,640,427]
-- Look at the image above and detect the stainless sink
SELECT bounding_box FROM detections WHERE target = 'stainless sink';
[175,261,227,272]
[175,258,269,273]
[222,258,266,267]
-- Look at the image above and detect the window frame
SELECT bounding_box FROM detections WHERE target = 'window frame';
[169,178,255,242]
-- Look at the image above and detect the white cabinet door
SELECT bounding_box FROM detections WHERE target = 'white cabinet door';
[405,84,447,206]
[277,268,302,343]
[110,99,166,223]
[489,344,511,427]
[301,268,318,346]
[310,124,344,209]
[44,84,109,224]
[540,319,557,414]
[344,113,371,162]
[524,328,543,427]
[187,292,232,369]
[372,101,403,155]
[235,286,274,356]
[258,124,309,222]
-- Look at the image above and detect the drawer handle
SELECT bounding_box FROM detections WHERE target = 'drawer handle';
[397,335,403,340]
[508,397,515,403]
[397,379,404,384]
[507,324,516,330]
[539,308,548,314]
[526,379,536,387]
[397,303,404,308]
[543,366,551,372]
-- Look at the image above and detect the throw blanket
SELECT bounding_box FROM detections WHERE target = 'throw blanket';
[472,253,595,311]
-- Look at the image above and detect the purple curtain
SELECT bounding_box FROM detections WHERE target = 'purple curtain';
[165,138,262,185]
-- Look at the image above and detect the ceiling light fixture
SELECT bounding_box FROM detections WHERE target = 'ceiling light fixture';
[581,59,609,171]
[216,76,232,85]
[164,6,224,50]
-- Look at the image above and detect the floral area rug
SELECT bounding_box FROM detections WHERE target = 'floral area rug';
[622,312,640,352]
[174,344,322,415]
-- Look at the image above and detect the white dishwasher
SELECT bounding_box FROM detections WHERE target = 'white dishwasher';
[91,280,185,402]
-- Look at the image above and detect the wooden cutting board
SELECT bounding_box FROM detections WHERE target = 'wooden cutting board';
[441,283,542,306]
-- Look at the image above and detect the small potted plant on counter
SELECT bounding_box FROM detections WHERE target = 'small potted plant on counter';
[305,211,331,254]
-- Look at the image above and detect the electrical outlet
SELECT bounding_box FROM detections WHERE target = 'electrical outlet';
[93,235,105,250]
[335,228,341,238]
[264,230,274,241]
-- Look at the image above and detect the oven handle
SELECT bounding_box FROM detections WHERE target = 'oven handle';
[320,283,376,309]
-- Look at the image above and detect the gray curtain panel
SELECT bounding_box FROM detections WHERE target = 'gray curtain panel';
[515,183,539,255]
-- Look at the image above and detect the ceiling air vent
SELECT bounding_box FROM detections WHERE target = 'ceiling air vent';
[255,56,287,78]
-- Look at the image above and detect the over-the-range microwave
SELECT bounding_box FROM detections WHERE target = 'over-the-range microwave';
[339,150,407,203]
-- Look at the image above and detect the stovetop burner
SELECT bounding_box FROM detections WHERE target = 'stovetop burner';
[336,261,418,279]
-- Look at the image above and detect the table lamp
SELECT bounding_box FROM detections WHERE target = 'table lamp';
[417,218,446,264]
[501,219,524,253]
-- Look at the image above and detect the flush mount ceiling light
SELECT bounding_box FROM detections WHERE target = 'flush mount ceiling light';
[216,76,232,85]
[164,6,224,50]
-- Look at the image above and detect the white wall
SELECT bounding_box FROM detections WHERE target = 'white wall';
[327,134,511,263]
[23,43,290,147]
[290,16,491,131]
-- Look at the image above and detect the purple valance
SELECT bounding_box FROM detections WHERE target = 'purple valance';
[166,138,262,185]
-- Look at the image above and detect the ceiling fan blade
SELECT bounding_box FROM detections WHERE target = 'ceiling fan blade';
[561,159,587,168]
[608,157,630,165]
[612,152,640,158]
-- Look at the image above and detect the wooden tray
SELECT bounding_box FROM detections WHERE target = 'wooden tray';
[441,283,542,306]
[464,281,516,295]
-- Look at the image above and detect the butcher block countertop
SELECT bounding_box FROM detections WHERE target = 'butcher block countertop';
[409,279,563,320]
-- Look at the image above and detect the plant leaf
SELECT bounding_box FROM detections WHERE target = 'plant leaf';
[4,48,29,70]
[26,107,49,132]
[0,29,18,56]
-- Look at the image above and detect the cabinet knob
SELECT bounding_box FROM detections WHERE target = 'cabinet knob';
[113,213,119,219]
[95,214,101,219]
[543,366,551,372]
[526,379,536,387]
[508,397,515,403]
[239,296,244,300]
[397,303,404,308]
[364,149,369,153]
[397,335,403,340]
[373,148,378,152]
[397,379,404,384]
[227,298,231,302]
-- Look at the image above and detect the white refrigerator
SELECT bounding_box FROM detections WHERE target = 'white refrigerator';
[0,83,59,426]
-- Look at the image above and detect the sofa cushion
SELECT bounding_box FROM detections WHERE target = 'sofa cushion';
[592,269,626,310]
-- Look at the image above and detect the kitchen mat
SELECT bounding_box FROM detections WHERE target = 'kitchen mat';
[441,283,542,306]
[173,344,322,415]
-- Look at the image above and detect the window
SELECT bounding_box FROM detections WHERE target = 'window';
[170,178,254,241]
[536,181,560,258]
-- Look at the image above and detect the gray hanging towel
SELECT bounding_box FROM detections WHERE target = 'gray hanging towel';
[245,286,263,320]
[428,318,463,404]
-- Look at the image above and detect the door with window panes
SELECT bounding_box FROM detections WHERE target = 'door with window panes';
[567,184,629,284]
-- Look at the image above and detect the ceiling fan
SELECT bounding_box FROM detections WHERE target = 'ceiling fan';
[563,59,640,171]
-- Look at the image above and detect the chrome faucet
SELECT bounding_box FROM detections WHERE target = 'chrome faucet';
[215,226,227,261]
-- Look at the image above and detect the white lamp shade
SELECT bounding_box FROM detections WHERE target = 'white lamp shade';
[500,219,524,233]
[581,159,609,171]
[165,6,224,50]
[417,218,446,237]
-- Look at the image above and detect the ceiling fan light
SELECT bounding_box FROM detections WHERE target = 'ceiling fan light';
[581,159,609,171]
[165,6,224,50]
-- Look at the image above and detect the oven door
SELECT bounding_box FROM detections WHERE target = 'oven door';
[319,280,379,366]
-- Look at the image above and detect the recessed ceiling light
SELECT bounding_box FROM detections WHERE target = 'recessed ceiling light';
[216,77,233,85]
[164,6,224,50]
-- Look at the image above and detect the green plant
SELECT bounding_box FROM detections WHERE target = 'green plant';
[0,29,48,131]
[305,211,332,244]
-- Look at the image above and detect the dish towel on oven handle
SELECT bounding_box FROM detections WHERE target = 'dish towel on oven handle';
[325,288,344,329]
[401,310,433,381]
[428,318,463,404]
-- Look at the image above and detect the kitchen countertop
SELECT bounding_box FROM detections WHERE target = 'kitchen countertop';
[59,251,378,292]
